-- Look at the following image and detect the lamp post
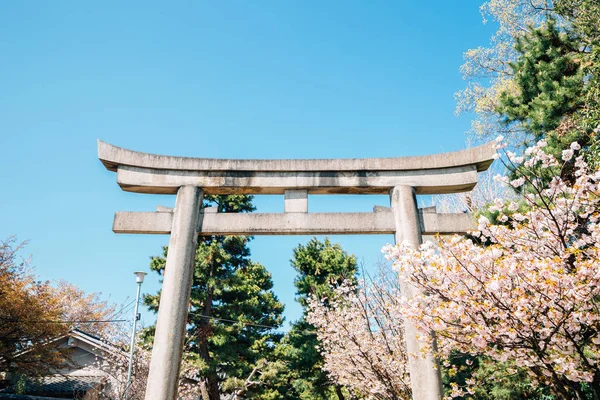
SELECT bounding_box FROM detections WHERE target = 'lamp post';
[126,271,147,392]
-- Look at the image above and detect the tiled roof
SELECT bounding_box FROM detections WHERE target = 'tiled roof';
[3,375,103,396]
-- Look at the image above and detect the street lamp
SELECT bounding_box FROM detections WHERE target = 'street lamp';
[126,271,147,392]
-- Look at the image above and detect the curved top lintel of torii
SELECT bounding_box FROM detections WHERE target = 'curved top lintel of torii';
[98,140,496,174]
[97,140,497,195]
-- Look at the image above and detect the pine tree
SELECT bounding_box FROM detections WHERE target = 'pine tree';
[496,18,597,184]
[269,238,358,400]
[144,195,284,400]
[497,19,584,140]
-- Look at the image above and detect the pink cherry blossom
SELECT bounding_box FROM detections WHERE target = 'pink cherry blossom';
[384,140,600,398]
[306,272,412,399]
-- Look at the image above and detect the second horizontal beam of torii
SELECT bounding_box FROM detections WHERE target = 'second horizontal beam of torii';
[113,206,473,236]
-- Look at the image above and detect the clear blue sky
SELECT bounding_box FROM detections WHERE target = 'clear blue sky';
[0,1,493,329]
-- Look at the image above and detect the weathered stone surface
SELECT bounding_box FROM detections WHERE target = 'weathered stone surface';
[144,186,203,400]
[114,211,173,234]
[115,164,480,195]
[112,209,475,236]
[99,140,495,173]
[391,186,444,400]
[99,140,495,195]
[284,190,308,213]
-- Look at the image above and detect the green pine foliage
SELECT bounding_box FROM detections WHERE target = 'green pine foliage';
[144,194,285,400]
[497,19,584,139]
[267,321,333,400]
[291,238,358,307]
[550,1,600,167]
[269,238,359,400]
[555,0,600,47]
[443,352,555,400]
[496,13,600,184]
[496,3,600,167]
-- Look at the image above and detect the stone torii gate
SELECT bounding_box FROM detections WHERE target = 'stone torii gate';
[98,140,495,400]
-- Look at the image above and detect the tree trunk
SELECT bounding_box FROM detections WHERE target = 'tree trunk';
[335,385,345,400]
[206,377,220,400]
[198,378,222,400]
[198,292,220,400]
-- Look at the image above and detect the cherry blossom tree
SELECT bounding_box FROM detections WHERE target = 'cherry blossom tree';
[306,266,411,400]
[384,139,600,399]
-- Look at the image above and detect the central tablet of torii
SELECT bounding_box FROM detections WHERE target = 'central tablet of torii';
[99,140,496,400]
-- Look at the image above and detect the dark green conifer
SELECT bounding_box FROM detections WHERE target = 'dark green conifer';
[144,195,284,400]
[498,19,584,139]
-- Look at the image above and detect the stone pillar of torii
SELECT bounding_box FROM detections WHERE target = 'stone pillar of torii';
[98,140,495,400]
